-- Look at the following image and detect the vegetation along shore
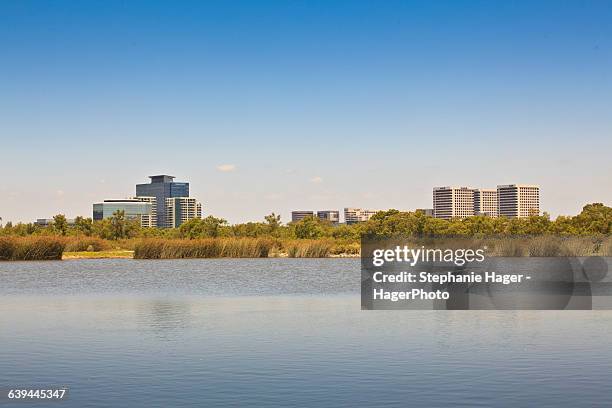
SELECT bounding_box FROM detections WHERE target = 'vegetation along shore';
[0,203,609,260]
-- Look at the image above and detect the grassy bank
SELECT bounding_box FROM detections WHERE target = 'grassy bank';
[63,250,134,259]
[133,238,353,259]
[134,238,275,259]
[0,236,65,260]
[2,235,610,260]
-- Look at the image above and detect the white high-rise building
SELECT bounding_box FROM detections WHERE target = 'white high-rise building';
[433,187,475,219]
[344,208,378,224]
[497,184,540,218]
[132,196,157,228]
[165,197,203,228]
[473,189,498,218]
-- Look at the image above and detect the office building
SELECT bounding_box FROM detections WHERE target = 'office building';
[433,187,475,219]
[474,189,498,217]
[92,199,153,227]
[344,208,378,224]
[35,218,76,227]
[317,210,340,225]
[136,175,190,228]
[165,197,202,228]
[291,211,315,223]
[131,196,157,228]
[497,184,540,218]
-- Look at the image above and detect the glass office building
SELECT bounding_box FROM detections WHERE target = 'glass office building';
[136,175,189,228]
[92,199,153,226]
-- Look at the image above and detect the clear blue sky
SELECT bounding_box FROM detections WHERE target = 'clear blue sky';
[1,0,611,223]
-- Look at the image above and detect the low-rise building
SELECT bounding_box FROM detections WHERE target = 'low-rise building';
[317,210,340,225]
[35,218,77,227]
[92,199,153,227]
[344,208,378,224]
[291,211,315,223]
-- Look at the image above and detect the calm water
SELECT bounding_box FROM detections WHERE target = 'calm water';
[1,259,612,407]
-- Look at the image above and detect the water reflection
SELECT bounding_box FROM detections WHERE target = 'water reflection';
[136,299,193,339]
[1,259,612,407]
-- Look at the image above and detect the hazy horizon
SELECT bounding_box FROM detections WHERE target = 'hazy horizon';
[2,1,611,224]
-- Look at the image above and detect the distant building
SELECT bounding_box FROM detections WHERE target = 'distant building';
[416,209,434,217]
[35,218,76,227]
[433,187,475,219]
[131,196,157,228]
[92,199,153,227]
[165,197,202,228]
[317,210,340,225]
[474,189,498,217]
[291,211,315,223]
[344,208,378,224]
[497,184,540,218]
[136,175,190,228]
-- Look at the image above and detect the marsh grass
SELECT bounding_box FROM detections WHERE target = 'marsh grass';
[285,240,333,258]
[330,242,360,256]
[602,236,612,256]
[64,237,111,252]
[134,238,274,259]
[485,236,606,257]
[0,236,65,260]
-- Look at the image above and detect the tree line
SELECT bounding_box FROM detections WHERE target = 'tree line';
[1,203,610,241]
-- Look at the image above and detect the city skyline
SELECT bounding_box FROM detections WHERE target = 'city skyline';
[0,170,593,225]
[0,171,606,224]
[1,1,611,223]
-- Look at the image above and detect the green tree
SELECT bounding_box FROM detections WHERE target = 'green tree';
[179,216,228,239]
[264,212,282,234]
[232,222,269,238]
[53,214,68,236]
[110,210,127,240]
[73,216,93,236]
[573,203,612,234]
[102,210,140,240]
[293,216,326,239]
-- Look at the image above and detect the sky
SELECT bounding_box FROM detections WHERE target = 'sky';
[1,0,611,224]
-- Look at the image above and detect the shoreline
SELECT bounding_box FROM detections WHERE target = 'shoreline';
[61,250,360,260]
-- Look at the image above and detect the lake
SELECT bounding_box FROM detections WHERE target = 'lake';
[1,259,612,407]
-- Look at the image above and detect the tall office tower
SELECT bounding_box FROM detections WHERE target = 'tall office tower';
[473,189,499,217]
[92,199,153,227]
[131,196,157,228]
[344,208,378,224]
[165,197,203,228]
[497,184,540,218]
[291,211,315,223]
[433,187,475,219]
[136,175,189,227]
[317,210,340,225]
